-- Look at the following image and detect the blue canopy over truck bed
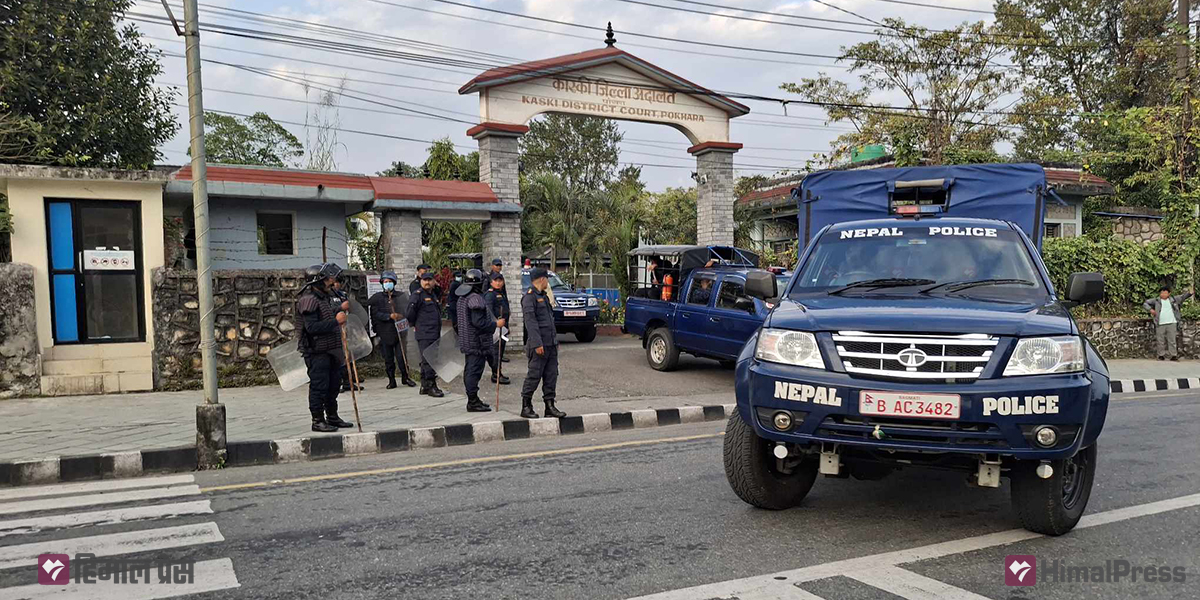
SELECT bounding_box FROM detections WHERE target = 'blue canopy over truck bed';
[796,163,1052,248]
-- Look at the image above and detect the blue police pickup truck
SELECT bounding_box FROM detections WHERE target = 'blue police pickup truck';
[624,245,779,370]
[726,164,1110,535]
[520,268,601,343]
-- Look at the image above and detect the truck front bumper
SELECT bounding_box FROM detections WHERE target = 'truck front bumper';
[738,359,1106,460]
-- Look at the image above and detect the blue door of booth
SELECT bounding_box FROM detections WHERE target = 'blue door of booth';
[46,200,144,344]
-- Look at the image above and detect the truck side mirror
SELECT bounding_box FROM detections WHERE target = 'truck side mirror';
[1065,272,1104,306]
[744,270,777,300]
[734,297,756,314]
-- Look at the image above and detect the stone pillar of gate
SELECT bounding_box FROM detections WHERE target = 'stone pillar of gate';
[690,142,742,247]
[472,123,528,346]
[381,209,422,284]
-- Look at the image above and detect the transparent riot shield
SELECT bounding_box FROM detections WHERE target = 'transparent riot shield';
[265,339,308,391]
[420,327,465,382]
[345,313,372,361]
[347,298,370,327]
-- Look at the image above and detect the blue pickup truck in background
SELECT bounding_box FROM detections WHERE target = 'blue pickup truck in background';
[724,163,1110,536]
[624,245,778,370]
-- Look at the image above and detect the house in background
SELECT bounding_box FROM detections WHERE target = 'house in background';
[736,161,1115,251]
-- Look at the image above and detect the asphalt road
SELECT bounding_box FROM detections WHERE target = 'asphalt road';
[1,390,1197,599]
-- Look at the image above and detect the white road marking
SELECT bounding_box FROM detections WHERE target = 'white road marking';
[626,491,1200,600]
[849,566,993,600]
[0,485,200,516]
[0,500,213,538]
[5,557,239,599]
[0,475,196,502]
[0,522,223,570]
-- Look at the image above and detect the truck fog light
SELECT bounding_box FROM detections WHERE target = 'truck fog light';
[773,443,789,459]
[1034,426,1058,448]
[773,411,793,431]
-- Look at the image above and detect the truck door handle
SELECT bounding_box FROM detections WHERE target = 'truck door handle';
[710,316,722,323]
[681,313,689,318]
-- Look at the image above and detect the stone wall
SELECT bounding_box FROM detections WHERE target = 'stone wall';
[695,148,736,247]
[152,268,374,390]
[0,263,40,398]
[1078,317,1199,359]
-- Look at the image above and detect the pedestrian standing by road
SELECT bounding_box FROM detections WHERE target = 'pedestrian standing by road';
[407,272,446,398]
[1144,285,1194,361]
[456,269,495,412]
[520,268,566,420]
[368,271,416,389]
[298,263,355,432]
[484,273,511,384]
[486,270,511,363]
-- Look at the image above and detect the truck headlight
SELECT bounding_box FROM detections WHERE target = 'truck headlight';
[1003,336,1084,376]
[755,329,823,369]
[587,297,598,307]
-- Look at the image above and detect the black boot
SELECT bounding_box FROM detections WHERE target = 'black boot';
[491,373,511,385]
[401,374,417,387]
[326,413,355,428]
[386,374,398,389]
[544,399,566,419]
[467,395,492,412]
[311,415,337,433]
[501,356,510,363]
[427,383,445,398]
[520,398,538,419]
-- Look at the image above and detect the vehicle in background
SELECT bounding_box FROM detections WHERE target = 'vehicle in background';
[520,268,600,343]
[624,245,777,370]
[766,266,793,292]
[726,164,1109,536]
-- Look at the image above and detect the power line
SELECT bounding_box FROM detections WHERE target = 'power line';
[860,0,998,16]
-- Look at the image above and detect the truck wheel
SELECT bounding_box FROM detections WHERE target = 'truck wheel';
[575,326,597,343]
[1010,444,1097,536]
[646,328,680,371]
[723,410,818,510]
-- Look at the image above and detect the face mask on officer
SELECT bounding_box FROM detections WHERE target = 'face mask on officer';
[383,281,395,292]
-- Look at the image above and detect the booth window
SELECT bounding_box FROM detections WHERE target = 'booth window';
[889,180,950,214]
[257,212,295,255]
[1045,223,1062,239]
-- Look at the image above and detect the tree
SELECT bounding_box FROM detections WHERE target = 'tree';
[781,19,1011,165]
[642,187,698,245]
[303,79,346,171]
[0,0,177,167]
[202,112,303,167]
[735,174,770,199]
[378,161,423,178]
[522,172,591,273]
[410,138,482,268]
[521,114,622,189]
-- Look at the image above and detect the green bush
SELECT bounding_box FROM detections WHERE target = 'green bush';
[1040,236,1199,318]
[597,299,625,324]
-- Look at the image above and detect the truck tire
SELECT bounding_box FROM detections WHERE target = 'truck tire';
[1010,443,1097,536]
[723,410,818,510]
[575,326,597,343]
[646,328,680,371]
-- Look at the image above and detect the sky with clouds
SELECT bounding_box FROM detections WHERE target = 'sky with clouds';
[140,0,999,191]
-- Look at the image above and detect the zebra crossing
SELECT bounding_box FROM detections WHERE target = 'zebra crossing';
[0,474,239,598]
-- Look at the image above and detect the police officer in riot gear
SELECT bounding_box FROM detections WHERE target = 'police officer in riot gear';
[328,277,362,393]
[407,272,446,397]
[456,269,495,412]
[521,268,566,419]
[298,263,355,432]
[369,271,416,389]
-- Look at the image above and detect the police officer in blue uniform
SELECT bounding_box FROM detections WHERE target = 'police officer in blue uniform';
[328,277,361,393]
[456,269,495,412]
[297,263,355,432]
[368,271,416,389]
[406,271,446,397]
[520,268,566,420]
[483,272,511,384]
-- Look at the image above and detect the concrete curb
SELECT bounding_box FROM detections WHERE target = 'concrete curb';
[0,404,737,487]
[1110,377,1200,394]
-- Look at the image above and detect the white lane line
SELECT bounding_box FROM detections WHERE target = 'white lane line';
[0,522,223,570]
[0,500,213,538]
[0,475,196,502]
[849,566,993,600]
[626,490,1200,599]
[5,557,239,599]
[0,485,200,516]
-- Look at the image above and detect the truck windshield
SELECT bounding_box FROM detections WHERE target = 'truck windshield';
[521,271,572,291]
[792,225,1045,298]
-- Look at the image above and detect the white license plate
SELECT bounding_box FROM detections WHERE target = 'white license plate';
[564,310,586,317]
[859,391,960,420]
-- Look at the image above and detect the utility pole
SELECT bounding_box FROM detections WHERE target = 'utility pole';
[182,0,226,468]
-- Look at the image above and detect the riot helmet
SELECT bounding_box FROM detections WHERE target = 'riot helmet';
[456,268,484,296]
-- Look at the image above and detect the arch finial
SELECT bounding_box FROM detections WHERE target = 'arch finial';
[605,22,616,47]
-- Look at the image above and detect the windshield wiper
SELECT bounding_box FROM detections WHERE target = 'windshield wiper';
[829,278,935,295]
[920,278,1036,294]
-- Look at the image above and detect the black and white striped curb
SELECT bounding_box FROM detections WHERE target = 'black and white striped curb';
[1111,377,1200,394]
[0,404,736,487]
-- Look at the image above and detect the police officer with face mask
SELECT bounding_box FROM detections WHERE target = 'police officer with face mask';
[298,263,355,432]
[456,269,495,412]
[368,271,416,389]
